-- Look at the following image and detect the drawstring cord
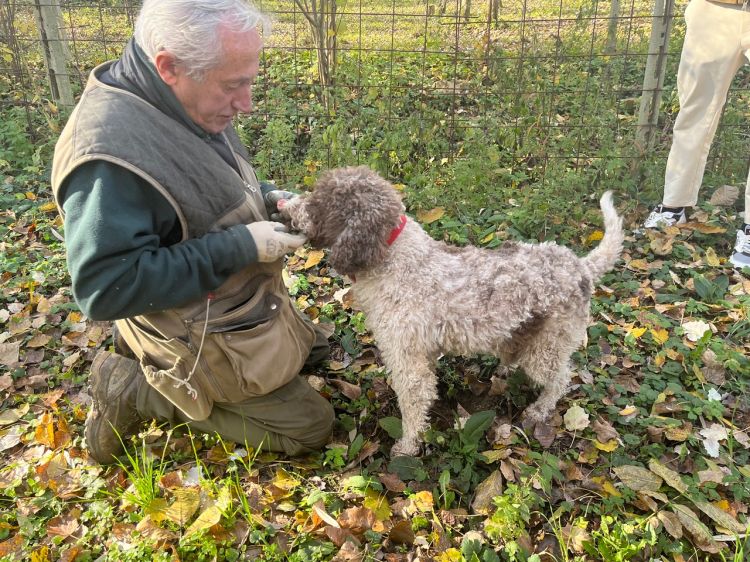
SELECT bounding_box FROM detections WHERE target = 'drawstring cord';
[160,293,213,401]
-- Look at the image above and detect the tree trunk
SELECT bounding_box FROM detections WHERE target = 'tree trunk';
[294,0,340,112]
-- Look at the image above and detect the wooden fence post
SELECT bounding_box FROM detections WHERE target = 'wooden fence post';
[636,0,675,152]
[33,0,74,109]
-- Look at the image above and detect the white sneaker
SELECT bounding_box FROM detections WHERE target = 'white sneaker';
[729,227,750,270]
[643,205,687,229]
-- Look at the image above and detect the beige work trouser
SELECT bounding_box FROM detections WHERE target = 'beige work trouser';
[662,0,750,223]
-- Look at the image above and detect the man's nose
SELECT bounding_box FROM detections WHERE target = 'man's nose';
[232,87,253,114]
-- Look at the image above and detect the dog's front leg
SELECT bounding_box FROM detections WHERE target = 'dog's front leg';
[385,352,438,457]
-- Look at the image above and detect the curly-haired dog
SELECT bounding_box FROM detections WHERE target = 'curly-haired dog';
[281,166,623,456]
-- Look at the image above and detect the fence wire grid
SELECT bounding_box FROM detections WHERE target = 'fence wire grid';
[2,0,749,205]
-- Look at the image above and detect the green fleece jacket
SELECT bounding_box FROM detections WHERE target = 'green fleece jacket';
[59,162,278,321]
[55,39,284,322]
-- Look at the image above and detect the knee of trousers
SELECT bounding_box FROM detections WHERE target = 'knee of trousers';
[301,398,335,448]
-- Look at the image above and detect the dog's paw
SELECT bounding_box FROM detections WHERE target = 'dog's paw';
[391,439,420,457]
[521,408,550,426]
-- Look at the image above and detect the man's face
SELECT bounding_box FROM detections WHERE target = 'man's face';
[167,26,262,134]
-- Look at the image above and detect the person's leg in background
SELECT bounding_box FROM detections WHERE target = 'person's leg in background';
[645,0,746,228]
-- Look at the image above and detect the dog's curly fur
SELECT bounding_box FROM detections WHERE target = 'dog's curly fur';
[282,166,624,456]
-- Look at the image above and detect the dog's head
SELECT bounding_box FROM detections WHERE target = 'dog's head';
[280,166,404,276]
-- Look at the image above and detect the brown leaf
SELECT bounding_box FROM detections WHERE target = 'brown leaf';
[701,349,726,386]
[657,511,683,539]
[378,472,406,493]
[708,185,739,207]
[672,504,722,553]
[331,541,363,562]
[58,546,83,562]
[613,465,663,492]
[533,421,557,448]
[416,207,445,224]
[338,507,375,535]
[471,470,503,515]
[388,520,415,546]
[47,513,80,538]
[0,342,20,367]
[680,222,726,234]
[344,440,380,469]
[325,525,359,548]
[0,374,14,393]
[592,418,619,443]
[0,534,23,558]
[330,379,362,401]
[488,375,508,396]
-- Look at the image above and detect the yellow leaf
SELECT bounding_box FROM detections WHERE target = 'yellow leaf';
[25,191,37,201]
[412,490,434,512]
[627,258,649,271]
[627,326,647,339]
[272,468,300,491]
[304,250,325,269]
[163,488,200,526]
[392,183,406,192]
[437,548,463,562]
[416,207,445,224]
[650,328,669,345]
[30,547,50,562]
[587,230,604,242]
[594,439,618,452]
[592,476,621,497]
[481,232,495,244]
[654,353,666,367]
[664,423,693,443]
[692,363,706,384]
[618,405,637,416]
[39,202,58,213]
[35,412,56,448]
[364,489,392,521]
[705,247,720,267]
[184,505,223,538]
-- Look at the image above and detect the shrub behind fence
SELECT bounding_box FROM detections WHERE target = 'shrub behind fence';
[1,1,748,221]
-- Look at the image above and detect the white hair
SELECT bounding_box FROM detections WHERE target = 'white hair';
[134,0,270,79]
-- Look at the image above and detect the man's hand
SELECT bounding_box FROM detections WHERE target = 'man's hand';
[264,190,296,221]
[245,221,307,262]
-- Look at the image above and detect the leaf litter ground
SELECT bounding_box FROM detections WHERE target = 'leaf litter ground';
[0,187,749,561]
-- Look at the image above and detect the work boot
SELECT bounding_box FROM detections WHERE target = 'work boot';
[84,350,143,464]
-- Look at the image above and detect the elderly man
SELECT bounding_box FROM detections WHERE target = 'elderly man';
[51,0,334,463]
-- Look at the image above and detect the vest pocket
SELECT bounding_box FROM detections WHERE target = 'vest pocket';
[205,299,316,397]
[115,318,218,420]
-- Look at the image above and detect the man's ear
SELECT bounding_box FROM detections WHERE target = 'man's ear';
[154,51,180,85]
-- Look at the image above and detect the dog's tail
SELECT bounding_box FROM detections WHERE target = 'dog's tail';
[581,191,624,280]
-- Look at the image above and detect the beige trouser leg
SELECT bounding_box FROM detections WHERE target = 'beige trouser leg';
[662,0,750,223]
[133,322,333,456]
[136,375,334,456]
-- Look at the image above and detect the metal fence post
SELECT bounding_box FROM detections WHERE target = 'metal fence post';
[636,0,675,152]
[33,0,74,109]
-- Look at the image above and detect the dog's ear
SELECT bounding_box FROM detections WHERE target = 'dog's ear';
[328,218,391,277]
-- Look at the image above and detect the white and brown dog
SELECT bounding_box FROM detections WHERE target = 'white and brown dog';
[281,166,623,456]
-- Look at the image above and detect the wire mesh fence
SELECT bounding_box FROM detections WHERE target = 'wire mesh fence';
[2,0,749,211]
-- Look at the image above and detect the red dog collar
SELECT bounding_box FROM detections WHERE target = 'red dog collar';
[387,215,407,246]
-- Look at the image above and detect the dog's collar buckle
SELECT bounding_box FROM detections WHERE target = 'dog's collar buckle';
[387,215,408,246]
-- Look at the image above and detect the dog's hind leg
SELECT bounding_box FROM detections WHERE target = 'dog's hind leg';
[383,349,438,457]
[516,316,585,424]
